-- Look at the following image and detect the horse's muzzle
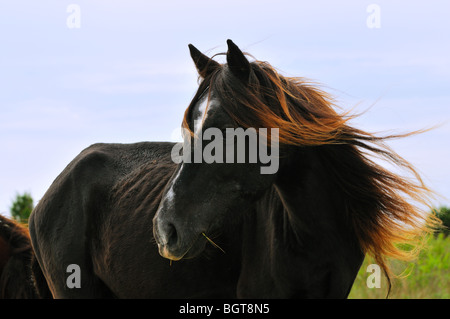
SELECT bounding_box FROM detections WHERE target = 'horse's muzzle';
[153,216,206,261]
[153,218,182,260]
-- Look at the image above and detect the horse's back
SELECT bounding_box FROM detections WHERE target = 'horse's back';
[29,142,177,298]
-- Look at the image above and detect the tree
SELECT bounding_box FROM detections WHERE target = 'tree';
[435,206,450,236]
[10,192,34,224]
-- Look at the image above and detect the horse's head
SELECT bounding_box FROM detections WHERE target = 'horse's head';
[152,40,279,260]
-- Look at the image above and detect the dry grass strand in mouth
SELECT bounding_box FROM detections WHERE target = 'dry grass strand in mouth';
[202,232,226,254]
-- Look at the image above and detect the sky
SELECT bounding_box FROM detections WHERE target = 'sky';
[1,0,449,216]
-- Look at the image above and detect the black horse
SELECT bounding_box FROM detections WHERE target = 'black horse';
[29,40,439,298]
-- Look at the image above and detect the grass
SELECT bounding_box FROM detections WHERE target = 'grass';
[348,233,450,299]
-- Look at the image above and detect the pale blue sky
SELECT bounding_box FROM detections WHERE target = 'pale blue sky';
[1,1,449,216]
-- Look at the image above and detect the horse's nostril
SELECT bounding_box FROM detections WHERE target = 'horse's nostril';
[154,217,179,247]
[166,223,178,247]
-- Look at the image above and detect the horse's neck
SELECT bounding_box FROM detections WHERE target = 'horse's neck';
[237,146,364,298]
[274,146,354,243]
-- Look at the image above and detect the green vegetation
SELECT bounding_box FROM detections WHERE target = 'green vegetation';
[435,206,450,236]
[349,231,450,299]
[10,192,34,224]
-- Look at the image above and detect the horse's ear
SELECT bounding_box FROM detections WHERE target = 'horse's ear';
[226,39,250,82]
[188,44,220,78]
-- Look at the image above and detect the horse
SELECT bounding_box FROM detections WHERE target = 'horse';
[29,40,440,298]
[0,214,50,298]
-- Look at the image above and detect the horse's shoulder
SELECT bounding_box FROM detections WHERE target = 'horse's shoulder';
[69,143,114,177]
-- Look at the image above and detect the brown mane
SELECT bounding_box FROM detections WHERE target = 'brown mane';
[0,215,35,298]
[182,57,441,293]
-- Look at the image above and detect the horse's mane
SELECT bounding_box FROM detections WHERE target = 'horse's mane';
[182,57,441,293]
[0,214,35,298]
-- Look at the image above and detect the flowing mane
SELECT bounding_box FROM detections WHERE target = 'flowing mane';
[182,56,441,292]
